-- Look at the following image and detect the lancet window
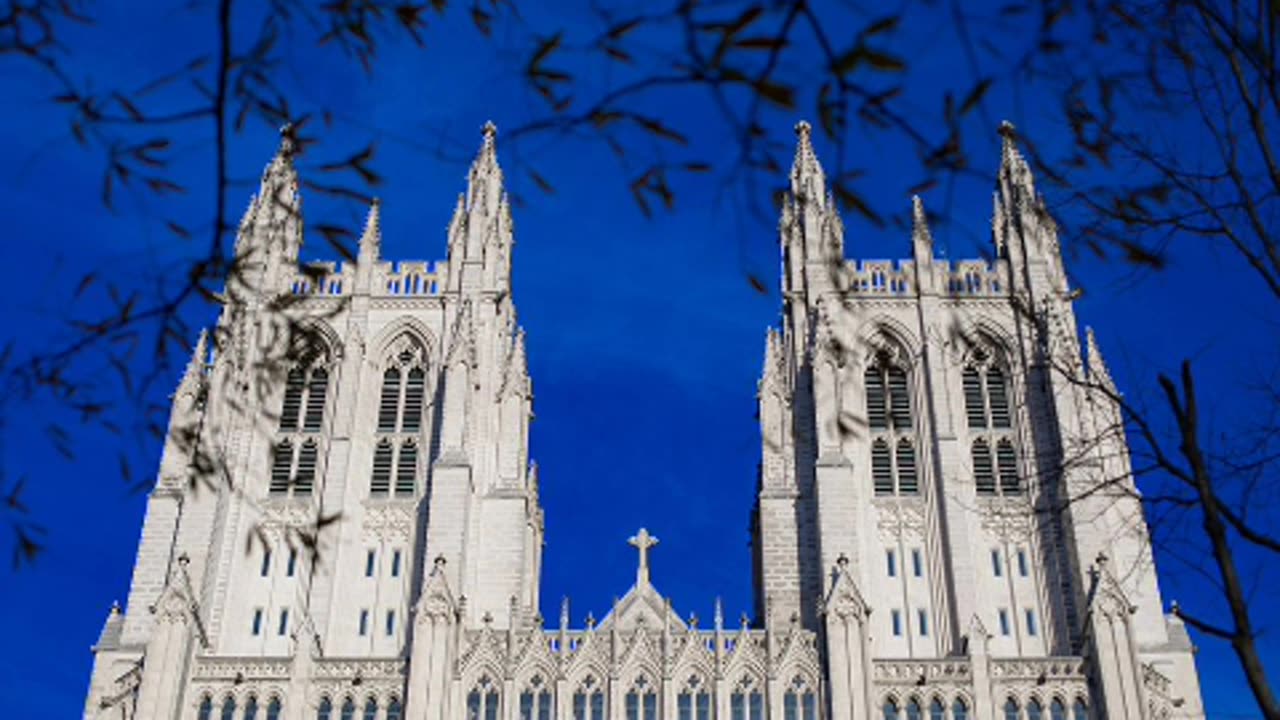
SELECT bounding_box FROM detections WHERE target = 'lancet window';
[572,676,606,720]
[867,352,919,496]
[270,350,330,497]
[783,676,818,720]
[266,698,282,720]
[362,697,378,720]
[730,677,765,720]
[520,675,554,720]
[625,676,657,720]
[678,675,712,720]
[963,349,1021,496]
[371,337,428,498]
[467,676,501,720]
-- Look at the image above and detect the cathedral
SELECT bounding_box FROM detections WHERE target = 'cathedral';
[84,120,1205,720]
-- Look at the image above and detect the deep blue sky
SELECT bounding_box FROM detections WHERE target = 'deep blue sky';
[0,1,1275,717]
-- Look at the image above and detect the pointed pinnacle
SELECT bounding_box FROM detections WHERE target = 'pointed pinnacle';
[359,198,382,258]
[1085,327,1116,391]
[184,329,209,382]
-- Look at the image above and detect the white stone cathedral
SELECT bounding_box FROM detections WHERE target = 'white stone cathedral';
[85,121,1205,720]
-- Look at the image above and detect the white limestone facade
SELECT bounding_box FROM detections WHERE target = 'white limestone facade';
[84,121,1204,720]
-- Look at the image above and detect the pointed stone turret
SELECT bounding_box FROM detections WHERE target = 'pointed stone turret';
[233,126,303,291]
[445,301,476,369]
[992,120,1069,295]
[357,198,382,264]
[911,195,933,259]
[759,328,787,397]
[178,329,209,393]
[450,122,513,294]
[1085,327,1117,395]
[500,329,531,398]
[790,121,826,206]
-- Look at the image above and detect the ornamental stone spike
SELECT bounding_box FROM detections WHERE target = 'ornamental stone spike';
[1085,327,1118,395]
[911,194,934,260]
[789,120,826,206]
[180,329,209,389]
[357,198,381,263]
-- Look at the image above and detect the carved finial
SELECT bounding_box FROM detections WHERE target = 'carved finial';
[836,553,849,568]
[358,198,382,261]
[795,120,812,139]
[740,612,750,630]
[790,119,825,204]
[560,597,570,629]
[482,611,494,626]
[714,597,724,631]
[110,600,121,615]
[433,555,447,572]
[483,120,498,142]
[911,195,933,259]
[278,122,299,158]
[689,613,699,629]
[586,612,596,630]
[1085,327,1117,394]
[628,528,659,586]
[998,119,1016,139]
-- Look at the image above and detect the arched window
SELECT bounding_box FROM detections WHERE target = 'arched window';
[520,675,554,720]
[270,355,329,498]
[1051,699,1067,720]
[572,676,605,720]
[266,698,282,720]
[953,699,969,720]
[340,697,356,720]
[783,676,817,720]
[221,696,237,720]
[362,697,378,720]
[867,356,918,496]
[317,697,332,720]
[906,698,923,720]
[626,676,657,720]
[1072,699,1089,720]
[883,700,901,720]
[1004,698,1020,720]
[372,339,428,498]
[244,695,259,720]
[678,675,712,720]
[467,676,501,720]
[964,353,1021,496]
[929,698,945,720]
[730,678,765,720]
[386,697,403,720]
[1028,699,1043,720]
[198,696,214,720]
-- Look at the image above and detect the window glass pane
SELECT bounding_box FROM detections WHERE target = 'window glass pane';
[999,609,1010,635]
[866,368,887,429]
[198,696,213,720]
[363,698,378,720]
[803,692,817,720]
[287,549,297,577]
[395,441,418,496]
[1073,700,1088,720]
[340,698,355,720]
[221,697,237,720]
[749,692,763,720]
[303,368,328,432]
[784,694,797,720]
[385,610,395,635]
[467,692,481,720]
[1051,700,1067,720]
[574,694,587,720]
[252,608,263,636]
[392,550,402,577]
[884,701,900,720]
[988,367,1010,428]
[370,441,393,496]
[1028,700,1043,720]
[918,609,929,636]
[294,441,317,495]
[1018,550,1028,577]
[270,441,293,494]
[591,691,604,720]
[266,698,282,720]
[997,440,1020,494]
[1026,609,1038,636]
[952,700,968,720]
[1004,698,1020,720]
[731,694,744,720]
[907,700,923,720]
[278,608,289,636]
[888,367,911,428]
[892,609,902,636]
[317,697,332,720]
[992,549,1003,577]
[912,548,922,577]
[539,691,553,720]
[930,699,945,720]
[387,698,402,720]
[887,549,896,577]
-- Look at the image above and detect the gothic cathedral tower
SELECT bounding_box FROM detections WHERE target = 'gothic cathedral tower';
[85,123,1202,720]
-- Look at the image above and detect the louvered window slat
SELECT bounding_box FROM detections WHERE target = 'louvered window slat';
[988,368,1010,428]
[896,439,918,494]
[378,369,401,432]
[395,441,417,497]
[294,441,317,495]
[270,441,293,494]
[872,440,894,495]
[370,441,393,496]
[888,367,911,429]
[866,369,887,429]
[279,369,305,431]
[963,368,986,429]
[402,368,425,432]
[973,440,995,495]
[303,368,328,432]
[997,439,1020,494]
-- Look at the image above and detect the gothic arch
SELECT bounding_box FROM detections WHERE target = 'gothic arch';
[514,658,559,690]
[953,319,1018,370]
[855,316,920,371]
[368,316,438,369]
[291,318,343,365]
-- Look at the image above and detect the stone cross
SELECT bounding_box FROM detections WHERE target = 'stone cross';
[628,528,659,586]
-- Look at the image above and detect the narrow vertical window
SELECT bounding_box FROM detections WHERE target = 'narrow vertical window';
[930,699,945,720]
[866,368,887,429]
[1017,549,1028,577]
[266,698,282,720]
[340,698,356,720]
[402,367,425,432]
[964,367,986,427]
[370,440,393,496]
[391,549,402,577]
[251,608,263,636]
[953,700,969,720]
[992,548,1003,577]
[1026,609,1038,636]
[277,608,289,636]
[918,608,928,636]
[896,439,918,493]
[303,368,328,432]
[1028,700,1043,720]
[279,369,305,431]
[378,369,402,432]
[998,609,1010,636]
[260,548,272,577]
[270,441,293,495]
[907,700,923,720]
[221,696,237,720]
[911,548,922,577]
[365,550,375,577]
[385,609,395,636]
[245,696,260,720]
[1072,700,1089,720]
[973,440,995,495]
[886,549,897,577]
[386,698,402,720]
[996,439,1020,494]
[1004,699,1020,720]
[198,696,214,720]
[395,441,417,496]
[872,439,894,495]
[883,701,900,720]
[1051,701,1067,720]
[294,440,317,495]
[891,609,902,636]
[287,549,297,577]
[988,367,1010,427]
[317,697,333,720]
[888,367,910,428]
[358,609,368,636]
[363,698,378,720]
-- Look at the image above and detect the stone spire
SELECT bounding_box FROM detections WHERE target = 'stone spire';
[445,301,476,368]
[790,121,826,206]
[1085,327,1117,395]
[992,120,1067,292]
[911,195,933,258]
[358,198,381,264]
[759,327,788,397]
[500,328,531,398]
[234,126,303,268]
[179,329,209,392]
[466,121,504,234]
